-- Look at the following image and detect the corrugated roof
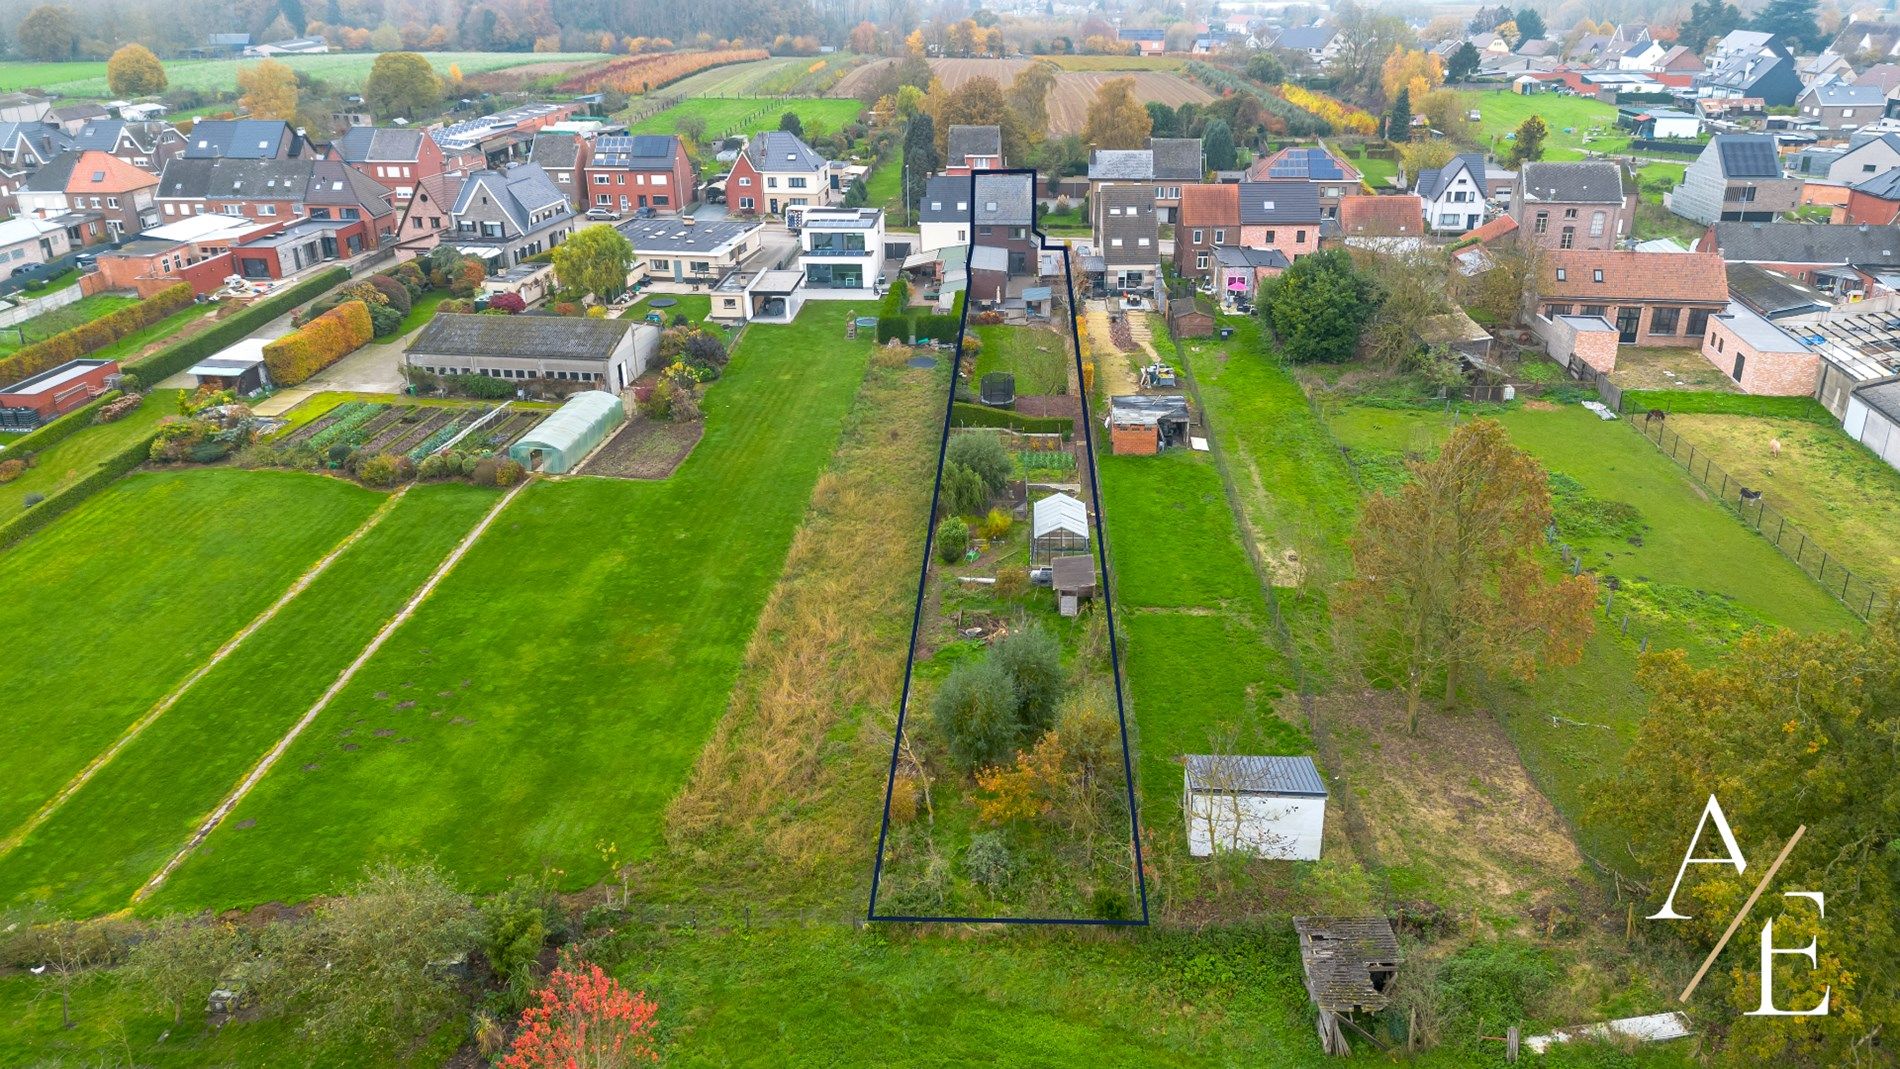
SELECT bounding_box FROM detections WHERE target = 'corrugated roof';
[408,313,633,361]
[1185,754,1327,796]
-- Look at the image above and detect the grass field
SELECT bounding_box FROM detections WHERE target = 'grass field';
[972,323,1069,395]
[0,470,380,840]
[1468,90,1630,160]
[0,294,139,355]
[149,312,873,911]
[1665,410,1900,593]
[22,52,610,98]
[0,391,181,513]
[631,97,865,139]
[0,481,499,915]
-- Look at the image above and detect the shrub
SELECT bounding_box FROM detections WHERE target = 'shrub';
[364,272,412,315]
[981,507,1013,540]
[1433,942,1559,1048]
[357,453,415,487]
[875,315,911,344]
[264,300,375,385]
[639,381,674,421]
[993,567,1028,599]
[993,624,1064,736]
[471,457,498,484]
[949,402,1071,435]
[0,459,23,483]
[493,458,526,486]
[417,453,457,480]
[940,461,988,517]
[487,292,527,314]
[932,657,1020,772]
[936,515,970,563]
[964,831,1017,891]
[364,300,405,337]
[0,283,193,387]
[947,432,1012,496]
[915,313,960,342]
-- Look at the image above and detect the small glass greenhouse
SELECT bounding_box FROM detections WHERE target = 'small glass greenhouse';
[508,391,625,474]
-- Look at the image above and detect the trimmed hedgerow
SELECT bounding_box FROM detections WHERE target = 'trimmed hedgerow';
[123,267,350,389]
[0,285,192,387]
[949,402,1071,436]
[262,300,374,386]
[0,431,157,551]
[0,390,128,458]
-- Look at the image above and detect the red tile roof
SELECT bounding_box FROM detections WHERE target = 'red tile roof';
[62,150,157,195]
[1462,215,1519,245]
[1178,182,1239,227]
[1540,249,1729,304]
[1337,194,1422,235]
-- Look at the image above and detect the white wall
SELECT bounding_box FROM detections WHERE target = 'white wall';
[919,219,969,253]
[1183,790,1325,860]
[1844,396,1900,472]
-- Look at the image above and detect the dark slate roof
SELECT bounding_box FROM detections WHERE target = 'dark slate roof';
[408,313,633,362]
[742,130,825,172]
[47,103,108,123]
[1518,161,1624,205]
[1089,149,1154,181]
[918,175,970,222]
[0,122,73,160]
[19,150,82,191]
[615,216,759,253]
[946,124,1001,165]
[1712,222,1900,265]
[1415,154,1485,201]
[1236,180,1321,224]
[1264,146,1350,181]
[453,162,569,233]
[1275,26,1337,49]
[1853,167,1900,200]
[1150,138,1205,180]
[333,126,426,163]
[158,156,313,199]
[1853,377,1900,423]
[1184,754,1327,795]
[1097,184,1157,265]
[182,119,296,159]
[1712,134,1780,179]
[1213,245,1289,269]
[529,132,582,170]
[1704,52,1793,93]
[307,160,396,217]
[1804,82,1885,108]
[1725,263,1829,318]
[973,172,1034,226]
[591,134,679,170]
[70,118,176,154]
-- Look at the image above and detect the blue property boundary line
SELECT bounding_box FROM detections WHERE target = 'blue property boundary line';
[867,168,1151,926]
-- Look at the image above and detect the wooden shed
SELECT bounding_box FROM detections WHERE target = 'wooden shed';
[1050,553,1096,617]
[1293,916,1403,1057]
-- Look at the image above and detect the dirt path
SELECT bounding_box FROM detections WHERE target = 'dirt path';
[0,488,413,859]
[132,479,529,902]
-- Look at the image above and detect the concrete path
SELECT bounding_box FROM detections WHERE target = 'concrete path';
[153,309,298,391]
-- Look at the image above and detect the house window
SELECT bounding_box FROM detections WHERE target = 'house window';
[1192,228,1204,243]
[1732,353,1746,380]
[1534,211,1548,233]
[1564,207,1578,218]
[1213,229,1225,244]
[1736,185,1756,202]
[1555,268,1566,281]
[1686,308,1712,335]
[594,175,609,184]
[739,197,753,210]
[1593,269,1604,282]
[1581,304,1608,316]
[1265,230,1276,242]
[1544,303,1572,316]
[1295,229,1306,243]
[1589,211,1606,237]
[1651,307,1680,334]
[1196,251,1209,270]
[738,177,751,187]
[1560,227,1575,248]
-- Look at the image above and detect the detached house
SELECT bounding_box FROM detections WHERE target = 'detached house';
[1667,135,1799,225]
[1415,153,1492,234]
[1826,133,1900,184]
[587,134,695,215]
[1537,250,1728,345]
[449,162,573,268]
[724,131,835,221]
[330,126,448,202]
[1511,161,1634,251]
[1697,44,1802,107]
[1796,82,1886,132]
[15,150,160,246]
[942,125,1003,176]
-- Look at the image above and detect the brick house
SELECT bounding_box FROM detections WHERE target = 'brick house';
[394,173,458,256]
[1795,82,1886,133]
[941,125,1003,177]
[330,126,450,202]
[1247,145,1362,220]
[723,131,835,220]
[449,162,574,269]
[587,134,695,215]
[1700,301,1820,393]
[154,156,398,255]
[1842,169,1900,225]
[1093,183,1159,293]
[1706,220,1900,295]
[1511,161,1634,251]
[91,214,276,296]
[70,118,186,171]
[1536,249,1728,345]
[1237,181,1321,263]
[15,150,160,245]
[529,131,590,210]
[1173,183,1238,281]
[1336,194,1423,238]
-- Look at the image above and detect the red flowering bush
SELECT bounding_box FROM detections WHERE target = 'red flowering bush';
[499,953,659,1068]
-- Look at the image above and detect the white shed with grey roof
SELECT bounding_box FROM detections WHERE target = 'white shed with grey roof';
[1183,754,1327,860]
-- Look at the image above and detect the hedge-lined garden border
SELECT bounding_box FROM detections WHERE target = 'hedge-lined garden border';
[949,402,1073,436]
[124,267,352,389]
[0,284,193,387]
[0,430,157,551]
[264,300,374,386]
[0,389,127,458]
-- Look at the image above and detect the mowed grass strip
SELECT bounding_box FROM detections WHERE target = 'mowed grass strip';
[0,391,181,512]
[973,324,1070,397]
[0,481,498,915]
[0,469,379,838]
[151,316,874,911]
[630,97,864,138]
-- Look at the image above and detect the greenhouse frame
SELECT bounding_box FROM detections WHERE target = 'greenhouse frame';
[507,390,625,474]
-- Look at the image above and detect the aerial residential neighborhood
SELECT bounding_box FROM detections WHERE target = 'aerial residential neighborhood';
[0,0,1892,1064]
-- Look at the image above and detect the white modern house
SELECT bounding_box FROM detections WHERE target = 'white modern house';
[798,206,883,293]
[917,176,971,253]
[1415,153,1491,234]
[1183,754,1328,860]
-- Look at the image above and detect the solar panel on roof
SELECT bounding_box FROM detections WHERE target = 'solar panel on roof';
[1717,138,1780,178]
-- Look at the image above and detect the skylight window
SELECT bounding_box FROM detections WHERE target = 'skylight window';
[1593,269,1604,282]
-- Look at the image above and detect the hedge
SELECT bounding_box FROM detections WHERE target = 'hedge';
[1619,390,1835,424]
[876,315,911,343]
[0,389,127,458]
[949,402,1072,435]
[124,267,351,388]
[0,431,157,551]
[264,299,374,386]
[0,283,193,387]
[916,313,960,342]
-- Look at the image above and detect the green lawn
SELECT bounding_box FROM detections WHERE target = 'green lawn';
[32,52,611,98]
[0,294,139,355]
[0,481,499,915]
[0,61,106,91]
[973,323,1069,396]
[0,469,380,840]
[1468,90,1630,160]
[0,391,180,513]
[865,147,903,218]
[149,312,874,911]
[631,97,865,140]
[395,288,450,335]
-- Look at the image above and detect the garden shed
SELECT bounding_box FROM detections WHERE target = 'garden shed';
[506,390,624,474]
[1293,916,1402,1057]
[1031,491,1089,563]
[1182,754,1327,860]
[1050,553,1096,617]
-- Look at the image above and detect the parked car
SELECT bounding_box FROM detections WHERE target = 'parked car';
[9,262,52,279]
[585,207,620,221]
[74,254,96,270]
[634,205,656,219]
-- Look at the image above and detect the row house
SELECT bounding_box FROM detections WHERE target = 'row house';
[1537,250,1728,346]
[431,103,583,171]
[529,132,590,210]
[1511,161,1634,251]
[448,162,573,269]
[394,173,459,256]
[0,121,73,173]
[181,119,313,160]
[917,175,974,253]
[942,125,1003,177]
[587,134,695,215]
[1092,183,1159,294]
[1246,145,1361,219]
[1706,220,1900,295]
[15,151,160,246]
[154,156,398,258]
[1087,138,1205,223]
[724,131,836,221]
[70,119,186,171]
[329,126,449,202]
[1172,181,1322,281]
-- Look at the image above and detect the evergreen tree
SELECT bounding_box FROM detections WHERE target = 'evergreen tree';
[901,113,938,219]
[1750,0,1821,51]
[1513,7,1546,41]
[1386,88,1412,142]
[1447,42,1483,83]
[1506,115,1547,166]
[1679,0,1744,53]
[1202,119,1236,171]
[1257,248,1380,363]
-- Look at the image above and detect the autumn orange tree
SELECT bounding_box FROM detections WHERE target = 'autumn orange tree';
[1083,77,1154,150]
[1339,418,1595,733]
[500,953,659,1068]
